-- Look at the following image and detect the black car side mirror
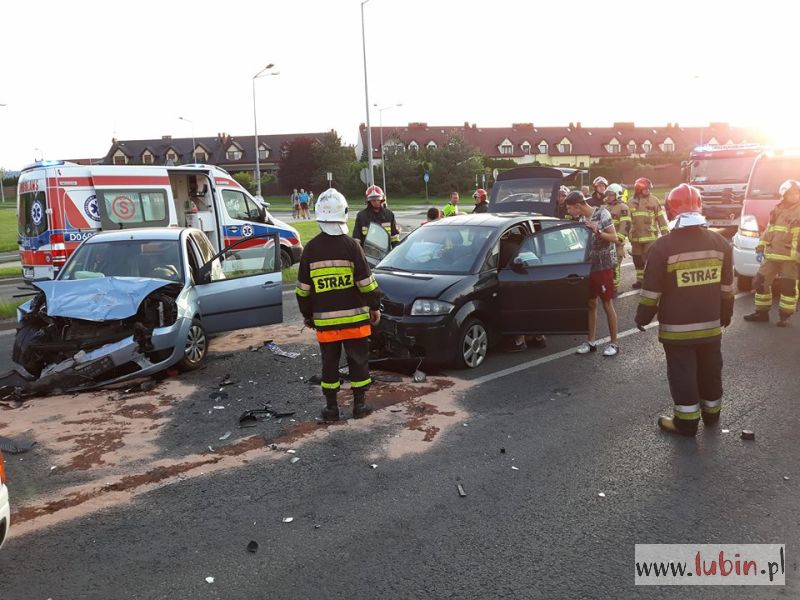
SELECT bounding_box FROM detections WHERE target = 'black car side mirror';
[197,264,212,285]
[511,256,527,272]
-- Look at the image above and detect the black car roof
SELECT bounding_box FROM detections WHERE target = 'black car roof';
[424,213,560,228]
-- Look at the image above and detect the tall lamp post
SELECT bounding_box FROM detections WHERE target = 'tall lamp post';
[252,64,279,199]
[0,104,6,205]
[374,103,402,195]
[361,0,375,187]
[178,116,196,163]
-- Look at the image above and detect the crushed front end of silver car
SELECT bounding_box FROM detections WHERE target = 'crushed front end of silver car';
[8,277,187,395]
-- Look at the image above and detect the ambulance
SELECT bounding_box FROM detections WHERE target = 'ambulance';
[17,161,302,281]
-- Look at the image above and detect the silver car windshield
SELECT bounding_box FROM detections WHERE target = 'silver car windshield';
[378,225,493,274]
[60,239,185,282]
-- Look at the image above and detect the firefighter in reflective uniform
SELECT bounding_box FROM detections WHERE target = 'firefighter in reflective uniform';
[472,188,489,213]
[635,184,734,436]
[743,179,800,327]
[352,184,400,248]
[555,185,574,220]
[588,176,608,208]
[629,177,669,289]
[296,189,382,421]
[604,183,631,291]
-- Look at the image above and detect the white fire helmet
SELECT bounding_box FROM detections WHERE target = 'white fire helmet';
[315,188,349,235]
[593,176,609,188]
[605,183,624,201]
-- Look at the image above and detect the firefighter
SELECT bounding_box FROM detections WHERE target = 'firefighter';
[555,185,574,220]
[743,179,800,326]
[472,188,489,213]
[629,177,669,289]
[604,183,631,291]
[635,184,734,436]
[588,176,608,207]
[296,189,382,421]
[352,184,400,248]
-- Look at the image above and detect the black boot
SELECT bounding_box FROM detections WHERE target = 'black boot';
[320,395,340,422]
[352,391,373,419]
[743,310,769,322]
[701,411,720,427]
[777,310,792,327]
[658,416,698,437]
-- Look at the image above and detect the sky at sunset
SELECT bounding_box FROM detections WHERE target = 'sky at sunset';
[0,0,795,170]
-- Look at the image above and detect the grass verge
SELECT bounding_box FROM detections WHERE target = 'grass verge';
[0,266,21,278]
[282,265,298,284]
[0,209,18,253]
[0,297,26,319]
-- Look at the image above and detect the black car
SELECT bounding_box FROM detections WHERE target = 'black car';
[363,214,592,368]
[488,166,585,216]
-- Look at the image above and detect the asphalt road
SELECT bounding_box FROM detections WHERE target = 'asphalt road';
[1,243,797,599]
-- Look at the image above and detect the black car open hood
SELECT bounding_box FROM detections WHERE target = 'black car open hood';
[374,271,464,305]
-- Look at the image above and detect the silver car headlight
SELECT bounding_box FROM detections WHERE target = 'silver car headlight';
[410,299,454,316]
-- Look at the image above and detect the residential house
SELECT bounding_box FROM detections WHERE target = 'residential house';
[357,121,767,167]
[102,132,329,182]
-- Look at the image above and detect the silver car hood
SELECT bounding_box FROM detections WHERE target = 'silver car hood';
[33,277,175,321]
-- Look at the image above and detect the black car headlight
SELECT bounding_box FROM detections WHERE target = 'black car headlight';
[410,299,455,316]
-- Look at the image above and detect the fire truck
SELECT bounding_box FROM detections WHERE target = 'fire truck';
[685,144,763,229]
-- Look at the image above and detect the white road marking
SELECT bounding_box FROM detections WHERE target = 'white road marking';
[0,329,15,337]
[472,291,750,386]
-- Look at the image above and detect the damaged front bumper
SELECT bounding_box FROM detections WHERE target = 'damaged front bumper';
[369,314,456,362]
[28,316,193,392]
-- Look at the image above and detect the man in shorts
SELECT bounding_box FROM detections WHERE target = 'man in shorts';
[298,188,310,219]
[565,191,620,357]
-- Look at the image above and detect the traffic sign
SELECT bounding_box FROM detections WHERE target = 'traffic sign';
[423,172,430,183]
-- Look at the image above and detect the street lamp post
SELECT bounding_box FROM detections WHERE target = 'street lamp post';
[252,64,279,199]
[0,104,5,205]
[374,103,402,195]
[361,0,375,187]
[178,116,196,163]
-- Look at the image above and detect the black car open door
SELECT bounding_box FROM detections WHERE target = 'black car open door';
[363,222,391,268]
[497,223,591,334]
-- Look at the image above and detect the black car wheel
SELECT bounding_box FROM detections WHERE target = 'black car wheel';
[453,317,488,369]
[179,319,208,370]
[280,248,292,270]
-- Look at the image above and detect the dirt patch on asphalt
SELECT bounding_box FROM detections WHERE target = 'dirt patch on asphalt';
[1,379,196,472]
[209,322,316,353]
[10,374,473,537]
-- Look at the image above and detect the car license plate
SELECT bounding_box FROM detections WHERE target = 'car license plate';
[708,219,737,227]
[74,356,114,378]
[23,267,34,279]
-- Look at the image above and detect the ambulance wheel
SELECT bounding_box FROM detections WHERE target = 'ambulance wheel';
[280,249,292,270]
[452,316,488,369]
[736,275,752,292]
[179,319,207,371]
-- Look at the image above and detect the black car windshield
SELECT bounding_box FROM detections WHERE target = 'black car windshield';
[60,239,185,282]
[747,157,800,199]
[492,177,559,205]
[691,157,754,184]
[378,225,494,274]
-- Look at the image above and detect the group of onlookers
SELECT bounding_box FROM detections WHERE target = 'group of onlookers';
[290,188,314,219]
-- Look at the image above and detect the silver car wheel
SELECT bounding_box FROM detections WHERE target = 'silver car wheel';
[462,323,488,368]
[184,324,207,365]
